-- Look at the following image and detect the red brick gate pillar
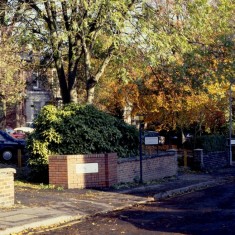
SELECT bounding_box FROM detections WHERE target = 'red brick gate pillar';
[49,153,117,189]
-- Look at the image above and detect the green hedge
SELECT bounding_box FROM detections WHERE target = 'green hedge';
[195,135,226,152]
[26,104,138,182]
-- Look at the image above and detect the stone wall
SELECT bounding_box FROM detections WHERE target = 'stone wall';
[0,168,16,207]
[193,149,229,171]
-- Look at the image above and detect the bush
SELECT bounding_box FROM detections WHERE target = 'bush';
[194,135,226,153]
[27,104,139,182]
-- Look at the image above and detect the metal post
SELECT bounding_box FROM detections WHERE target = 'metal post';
[139,122,143,184]
[17,149,22,168]
[184,149,187,167]
[229,82,232,165]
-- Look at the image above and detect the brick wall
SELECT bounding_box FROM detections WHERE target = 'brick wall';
[49,153,118,189]
[117,151,178,183]
[0,168,16,207]
[49,155,68,187]
[49,151,177,188]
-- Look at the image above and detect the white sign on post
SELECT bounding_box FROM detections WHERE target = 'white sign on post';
[145,136,159,145]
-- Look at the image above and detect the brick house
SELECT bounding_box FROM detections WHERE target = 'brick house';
[5,68,59,129]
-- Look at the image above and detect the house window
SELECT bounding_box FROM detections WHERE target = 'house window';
[32,78,39,90]
[32,101,41,119]
[32,72,41,90]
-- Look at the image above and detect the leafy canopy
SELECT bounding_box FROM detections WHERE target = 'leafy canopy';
[14,0,144,104]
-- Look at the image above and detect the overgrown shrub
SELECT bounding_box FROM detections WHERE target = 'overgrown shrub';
[27,104,139,182]
[195,135,226,153]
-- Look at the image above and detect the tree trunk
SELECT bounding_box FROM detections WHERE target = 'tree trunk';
[87,86,95,104]
[0,0,7,25]
[70,88,78,103]
[123,102,133,124]
[0,100,6,129]
[54,60,71,104]
[16,102,25,127]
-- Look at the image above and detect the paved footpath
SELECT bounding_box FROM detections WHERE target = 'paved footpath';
[1,167,235,235]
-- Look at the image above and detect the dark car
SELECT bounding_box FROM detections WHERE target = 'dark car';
[0,130,26,162]
[10,130,26,139]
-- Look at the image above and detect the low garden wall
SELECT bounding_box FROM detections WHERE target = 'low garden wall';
[49,150,178,189]
[117,150,178,183]
[0,168,16,207]
[193,149,229,171]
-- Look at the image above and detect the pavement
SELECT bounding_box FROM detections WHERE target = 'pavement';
[1,166,235,235]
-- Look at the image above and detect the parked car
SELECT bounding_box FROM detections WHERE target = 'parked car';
[11,130,26,139]
[5,127,14,135]
[0,130,26,162]
[14,127,34,133]
[11,127,34,139]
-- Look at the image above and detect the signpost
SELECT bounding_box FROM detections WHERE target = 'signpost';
[134,115,164,183]
[228,138,235,164]
[135,114,144,184]
[144,136,159,145]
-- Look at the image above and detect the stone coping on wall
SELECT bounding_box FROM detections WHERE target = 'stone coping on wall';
[0,168,16,174]
[117,150,177,163]
[49,153,112,159]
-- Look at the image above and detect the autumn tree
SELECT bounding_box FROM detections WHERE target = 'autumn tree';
[97,0,234,133]
[13,0,144,105]
[95,45,145,123]
[3,0,233,132]
[0,0,26,128]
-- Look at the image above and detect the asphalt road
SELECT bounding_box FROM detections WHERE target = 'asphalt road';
[23,181,235,235]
